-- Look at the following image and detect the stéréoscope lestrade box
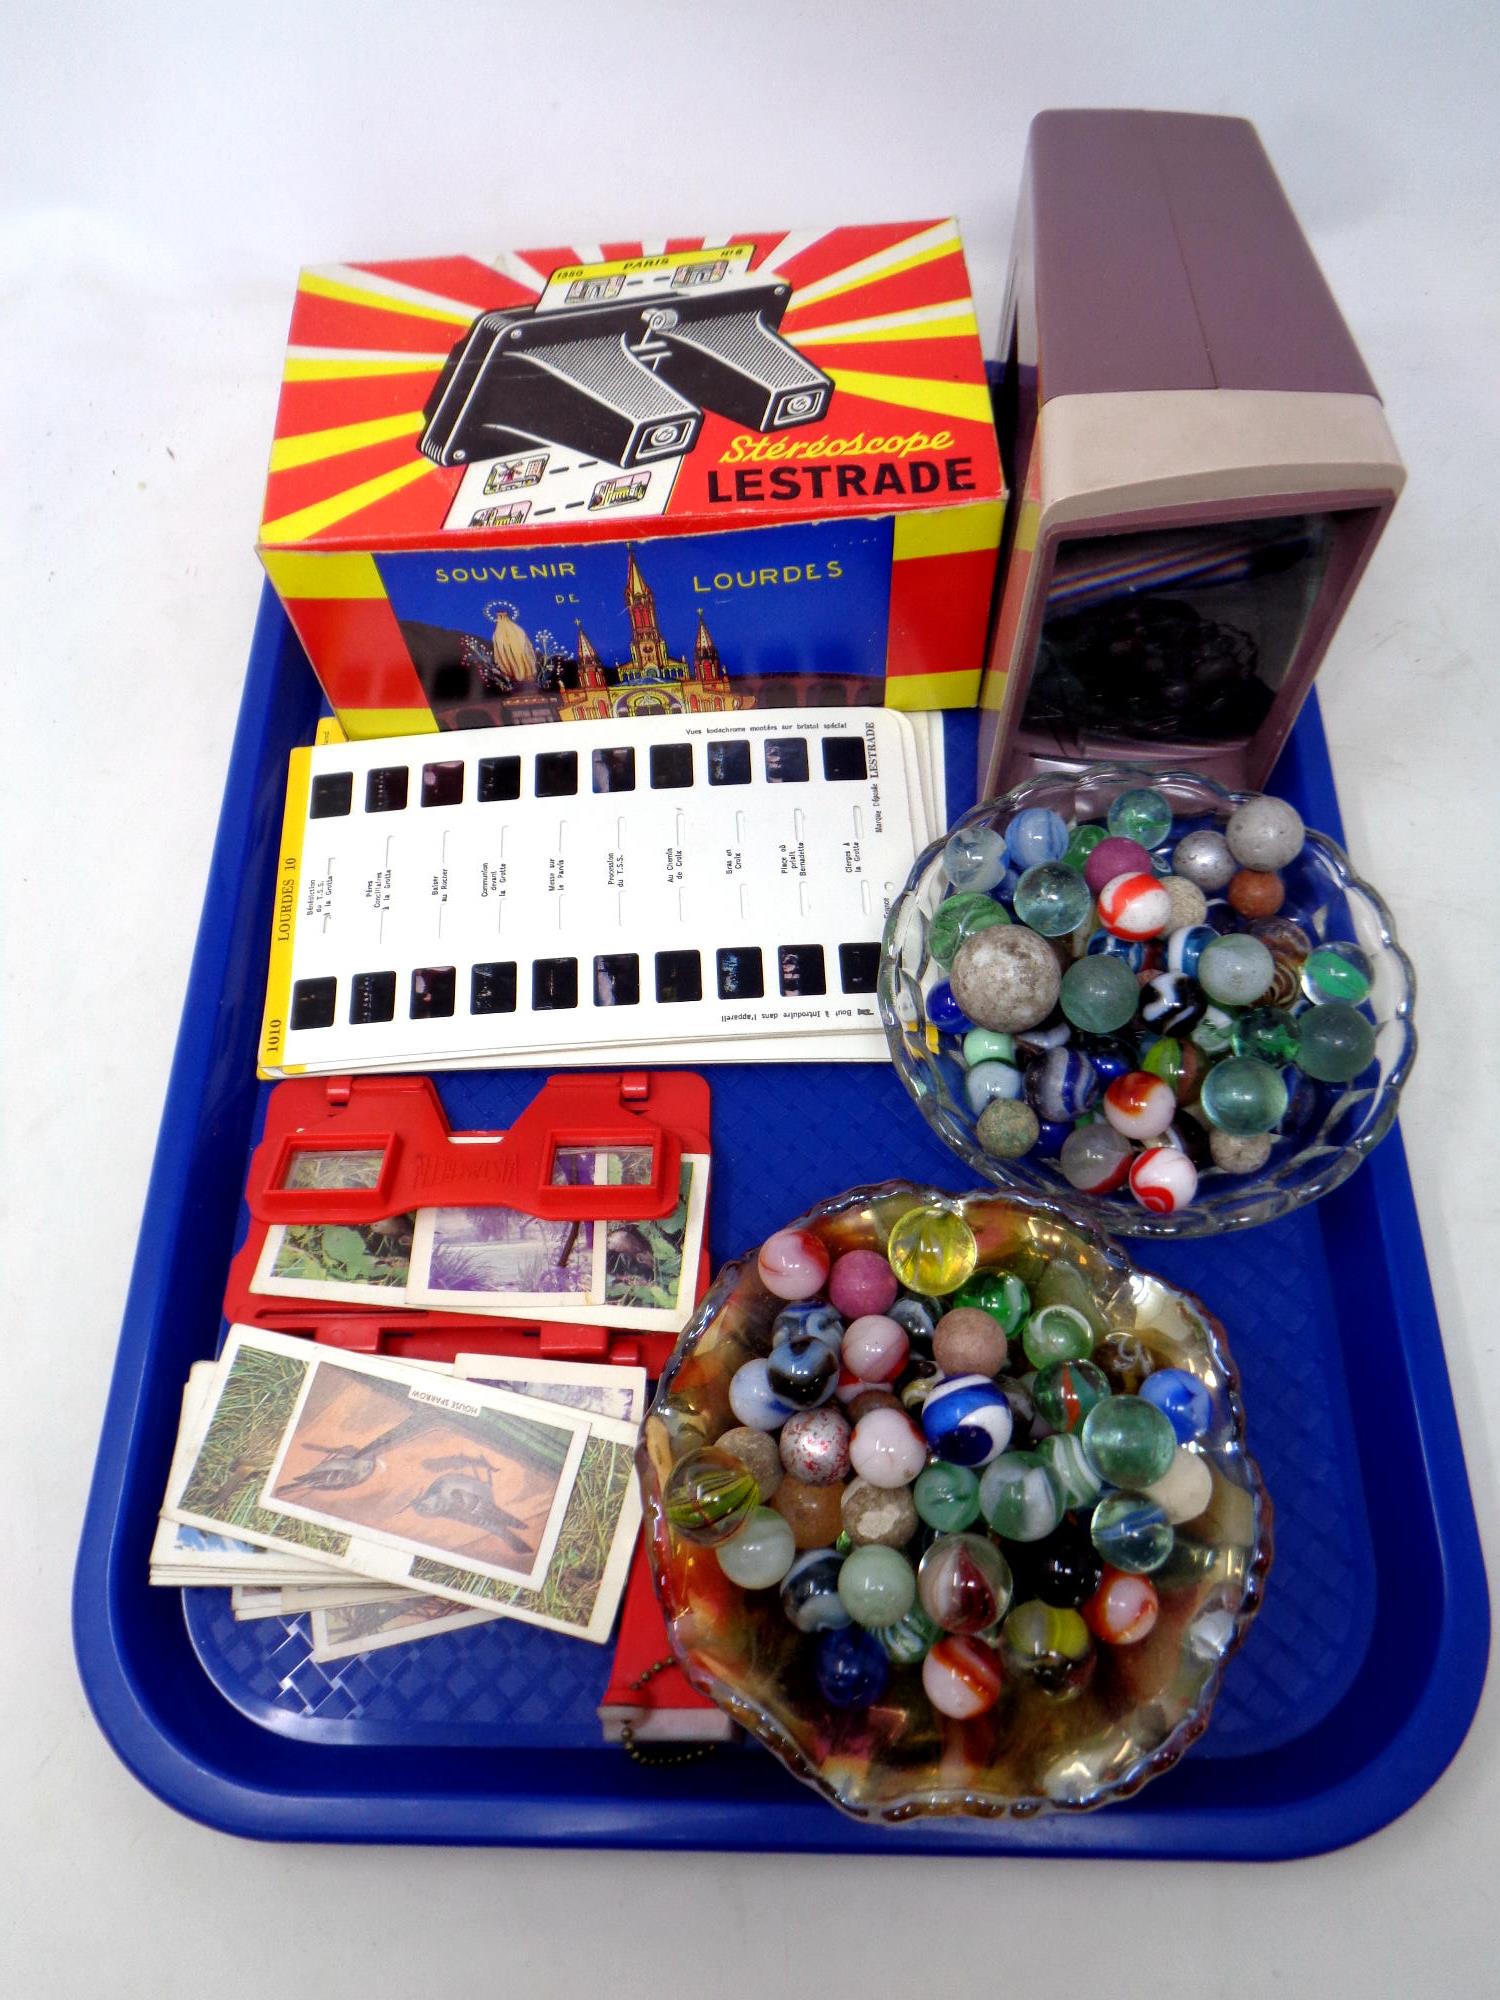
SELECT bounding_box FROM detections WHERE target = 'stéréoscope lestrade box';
[257,224,1005,739]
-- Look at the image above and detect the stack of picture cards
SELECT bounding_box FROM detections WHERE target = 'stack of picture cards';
[258,708,938,1076]
[154,1340,649,1658]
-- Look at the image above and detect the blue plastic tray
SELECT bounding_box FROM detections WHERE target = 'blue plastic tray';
[75,584,1488,1855]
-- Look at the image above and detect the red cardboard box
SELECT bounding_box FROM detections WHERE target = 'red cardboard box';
[257,225,1005,738]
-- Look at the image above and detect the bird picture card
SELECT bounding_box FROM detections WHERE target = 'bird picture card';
[309,1593,498,1662]
[165,1328,589,1598]
[250,1212,421,1307]
[453,1352,648,1423]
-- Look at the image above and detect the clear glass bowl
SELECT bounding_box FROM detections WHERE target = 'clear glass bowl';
[879,764,1417,1238]
[638,1182,1272,1823]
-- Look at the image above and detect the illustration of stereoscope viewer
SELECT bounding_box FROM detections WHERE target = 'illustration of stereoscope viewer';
[419,283,833,471]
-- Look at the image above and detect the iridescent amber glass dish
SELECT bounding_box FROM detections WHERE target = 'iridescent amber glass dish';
[638,1182,1271,1822]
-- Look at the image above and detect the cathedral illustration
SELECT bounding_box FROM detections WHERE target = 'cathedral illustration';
[425,546,751,726]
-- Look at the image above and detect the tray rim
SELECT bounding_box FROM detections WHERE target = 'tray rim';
[73,581,1490,1859]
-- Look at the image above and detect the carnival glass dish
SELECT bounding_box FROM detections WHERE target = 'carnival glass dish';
[638,1182,1271,1822]
[879,765,1416,1237]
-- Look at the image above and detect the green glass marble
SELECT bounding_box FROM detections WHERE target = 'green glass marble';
[953,1269,1031,1336]
[1296,1001,1377,1083]
[978,1451,1065,1541]
[913,1461,982,1533]
[928,891,1009,970]
[1301,941,1373,1004]
[1063,822,1108,871]
[1013,862,1093,938]
[874,1606,942,1665]
[1033,1358,1110,1434]
[962,1027,1016,1066]
[1199,1055,1289,1135]
[664,1446,761,1546]
[1090,1492,1175,1574]
[1191,1005,1237,1056]
[837,1544,917,1628]
[1021,1303,1094,1369]
[1080,1395,1178,1488]
[1107,787,1173,848]
[1231,1006,1301,1065]
[1035,1430,1105,1508]
[1059,954,1140,1034]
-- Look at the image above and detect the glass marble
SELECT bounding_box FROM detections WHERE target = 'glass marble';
[1296,1001,1377,1082]
[1144,1447,1215,1524]
[963,1027,1017,1066]
[1096,870,1172,941]
[772,1301,844,1352]
[848,1405,928,1489]
[920,1374,1014,1466]
[1142,1034,1204,1103]
[1196,932,1275,1006]
[1103,1071,1176,1140]
[1138,1367,1212,1443]
[886,1203,978,1295]
[841,1314,910,1384]
[917,1532,1014,1634]
[1165,922,1216,977]
[875,1606,942,1665]
[1034,1358,1110,1434]
[1082,834,1154,896]
[1199,1055,1289,1135]
[1128,1145,1198,1214]
[1139,972,1205,1037]
[1013,861,1093,937]
[943,823,1009,894]
[1107,787,1173,848]
[766,1331,840,1408]
[979,1451,1065,1541]
[826,1249,898,1320]
[926,979,972,1033]
[964,1059,1026,1115]
[1063,822,1107,871]
[1022,1047,1099,1125]
[1083,1569,1159,1645]
[837,1544,917,1629]
[1080,1395,1178,1487]
[1226,794,1304,871]
[664,1447,761,1546]
[888,1293,942,1346]
[1090,1491,1175,1574]
[1022,1304,1094,1369]
[1059,953,1139,1034]
[927,890,1010,971]
[1171,827,1236,891]
[913,1460,982,1532]
[1015,1014,1073,1056]
[922,1634,1004,1719]
[949,925,1061,1035]
[1002,1599,1094,1697]
[715,1505,797,1589]
[1084,928,1146,972]
[757,1227,831,1301]
[1059,1121,1132,1195]
[1035,1431,1105,1509]
[1005,805,1070,869]
[1075,1033,1134,1084]
[778,1406,852,1484]
[727,1356,799,1431]
[1011,1522,1105,1610]
[953,1269,1031,1335]
[1302,941,1373,1005]
[1232,1005,1301,1064]
[780,1548,850,1631]
[815,1624,890,1709]
[1191,1004,1237,1056]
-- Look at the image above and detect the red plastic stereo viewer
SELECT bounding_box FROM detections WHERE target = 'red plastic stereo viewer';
[224,1070,711,1374]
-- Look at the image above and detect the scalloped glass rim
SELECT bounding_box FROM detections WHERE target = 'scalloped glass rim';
[878,763,1418,1238]
[638,1181,1274,1823]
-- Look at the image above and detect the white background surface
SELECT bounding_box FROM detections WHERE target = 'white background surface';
[4,2,1499,1993]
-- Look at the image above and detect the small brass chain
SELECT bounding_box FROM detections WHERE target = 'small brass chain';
[618,1657,719,1766]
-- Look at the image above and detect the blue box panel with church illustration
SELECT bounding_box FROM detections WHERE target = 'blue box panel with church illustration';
[373,520,894,726]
